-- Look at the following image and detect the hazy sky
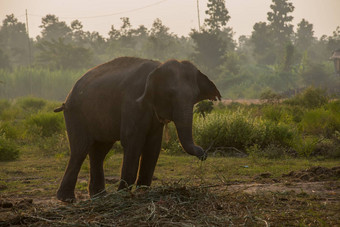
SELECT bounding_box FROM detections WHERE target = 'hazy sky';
[1,0,339,39]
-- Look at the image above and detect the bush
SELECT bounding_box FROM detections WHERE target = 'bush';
[260,90,282,104]
[16,97,47,112]
[293,136,320,157]
[0,121,22,140]
[284,87,329,109]
[193,109,295,152]
[261,105,283,122]
[0,136,19,161]
[248,144,288,159]
[26,112,64,137]
[299,108,340,137]
[162,123,183,154]
[194,101,214,117]
[0,99,10,114]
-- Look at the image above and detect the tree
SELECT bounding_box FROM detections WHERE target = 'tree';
[295,19,315,52]
[190,0,233,72]
[267,0,294,45]
[0,14,29,66]
[0,49,11,69]
[250,22,276,64]
[327,26,340,52]
[204,0,230,32]
[108,25,120,40]
[38,14,71,41]
[71,20,86,45]
[36,38,92,69]
[148,18,177,60]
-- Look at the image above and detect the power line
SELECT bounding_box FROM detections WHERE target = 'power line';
[28,0,168,20]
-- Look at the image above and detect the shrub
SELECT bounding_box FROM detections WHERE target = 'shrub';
[284,87,329,109]
[16,97,47,112]
[0,136,19,161]
[261,105,282,122]
[260,90,282,104]
[194,101,214,117]
[0,99,10,114]
[299,108,340,137]
[0,107,22,121]
[293,136,320,157]
[248,144,288,159]
[26,112,64,137]
[258,121,295,147]
[194,109,295,152]
[0,121,22,140]
[162,123,183,154]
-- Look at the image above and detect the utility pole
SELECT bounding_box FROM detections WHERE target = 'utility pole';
[25,9,32,65]
[196,0,201,31]
[25,9,32,95]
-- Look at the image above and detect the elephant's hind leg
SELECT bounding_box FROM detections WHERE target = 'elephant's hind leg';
[88,141,113,198]
[57,132,92,202]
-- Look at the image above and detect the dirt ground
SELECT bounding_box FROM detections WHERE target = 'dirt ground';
[1,166,339,226]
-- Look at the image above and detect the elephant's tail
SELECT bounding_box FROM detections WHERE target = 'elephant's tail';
[54,103,65,112]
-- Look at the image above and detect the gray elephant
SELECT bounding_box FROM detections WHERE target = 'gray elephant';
[54,57,221,202]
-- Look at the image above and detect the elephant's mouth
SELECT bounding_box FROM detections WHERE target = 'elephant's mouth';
[153,107,171,124]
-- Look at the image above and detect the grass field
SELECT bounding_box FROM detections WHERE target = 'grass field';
[1,147,339,226]
[0,92,340,226]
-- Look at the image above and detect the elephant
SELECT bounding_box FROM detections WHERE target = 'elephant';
[54,57,221,202]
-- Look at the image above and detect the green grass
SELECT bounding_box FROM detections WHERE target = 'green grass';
[1,147,339,196]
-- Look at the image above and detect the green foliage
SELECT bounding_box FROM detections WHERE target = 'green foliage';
[284,87,329,108]
[248,144,288,159]
[194,101,214,117]
[0,136,19,161]
[0,67,83,100]
[16,97,47,112]
[204,0,230,31]
[261,105,283,122]
[260,90,282,104]
[267,0,294,45]
[193,109,295,151]
[0,121,22,140]
[36,38,93,70]
[293,136,320,157]
[25,112,64,137]
[299,108,340,137]
[162,123,183,154]
[0,99,10,114]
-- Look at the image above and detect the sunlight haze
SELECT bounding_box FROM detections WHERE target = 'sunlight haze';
[0,0,339,39]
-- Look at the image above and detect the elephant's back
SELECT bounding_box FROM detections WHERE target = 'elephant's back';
[75,57,159,92]
[65,57,160,107]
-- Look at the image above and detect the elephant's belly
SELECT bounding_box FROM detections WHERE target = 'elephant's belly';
[89,119,121,142]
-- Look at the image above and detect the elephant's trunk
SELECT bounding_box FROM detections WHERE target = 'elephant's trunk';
[173,105,207,160]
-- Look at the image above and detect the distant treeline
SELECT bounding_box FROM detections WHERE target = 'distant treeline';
[0,0,339,100]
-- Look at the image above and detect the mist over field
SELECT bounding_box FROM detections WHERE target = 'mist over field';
[0,0,339,100]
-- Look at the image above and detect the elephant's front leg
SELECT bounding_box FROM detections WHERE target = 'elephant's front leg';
[136,123,163,186]
[118,121,150,190]
[118,141,145,190]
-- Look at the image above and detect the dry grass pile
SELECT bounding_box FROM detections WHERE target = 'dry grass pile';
[2,181,339,226]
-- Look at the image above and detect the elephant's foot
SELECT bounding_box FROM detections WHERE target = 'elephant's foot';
[57,189,76,203]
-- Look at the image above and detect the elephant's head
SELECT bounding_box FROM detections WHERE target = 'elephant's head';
[137,60,221,160]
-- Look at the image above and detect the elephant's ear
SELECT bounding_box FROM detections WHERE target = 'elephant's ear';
[196,71,221,102]
[136,67,159,106]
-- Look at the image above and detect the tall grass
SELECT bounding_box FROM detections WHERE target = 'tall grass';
[0,67,86,101]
